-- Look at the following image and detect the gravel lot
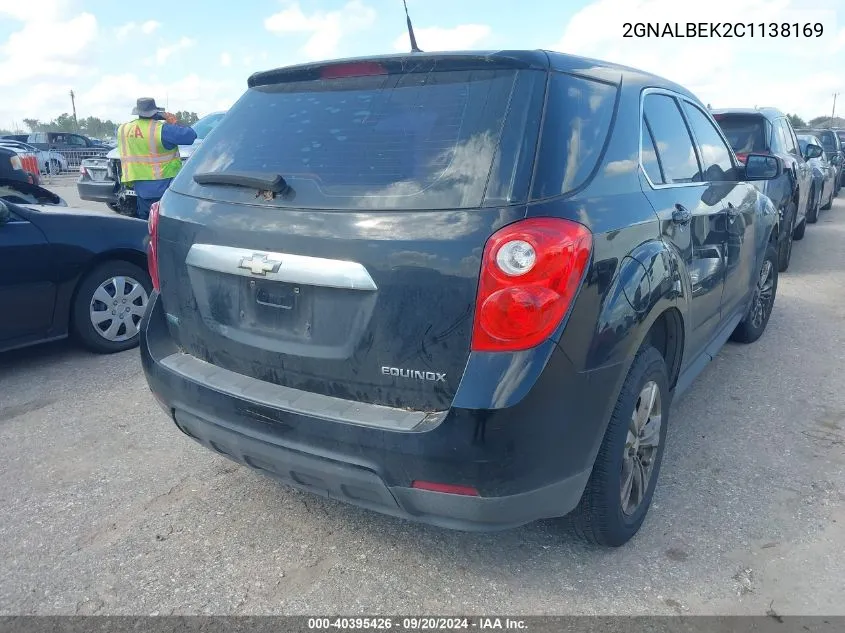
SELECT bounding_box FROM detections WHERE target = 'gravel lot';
[1,178,843,615]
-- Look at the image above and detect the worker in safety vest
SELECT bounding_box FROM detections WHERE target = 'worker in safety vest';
[117,97,197,220]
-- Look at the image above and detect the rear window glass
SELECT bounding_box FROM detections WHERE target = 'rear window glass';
[177,68,539,210]
[816,130,837,150]
[531,72,617,199]
[715,116,768,154]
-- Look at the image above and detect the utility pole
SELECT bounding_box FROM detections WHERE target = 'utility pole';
[831,92,840,126]
[69,89,78,130]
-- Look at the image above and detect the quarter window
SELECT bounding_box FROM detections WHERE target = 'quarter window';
[643,94,700,184]
[682,102,734,182]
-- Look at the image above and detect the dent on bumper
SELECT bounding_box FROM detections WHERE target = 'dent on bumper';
[140,292,607,531]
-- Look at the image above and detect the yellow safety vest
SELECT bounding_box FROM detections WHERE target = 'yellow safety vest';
[117,118,182,185]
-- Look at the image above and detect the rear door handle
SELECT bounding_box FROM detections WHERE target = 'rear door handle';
[672,204,692,225]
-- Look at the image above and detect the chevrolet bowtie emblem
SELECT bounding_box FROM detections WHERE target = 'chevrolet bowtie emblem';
[238,253,282,276]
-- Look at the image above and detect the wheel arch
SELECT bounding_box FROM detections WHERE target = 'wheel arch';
[66,249,149,329]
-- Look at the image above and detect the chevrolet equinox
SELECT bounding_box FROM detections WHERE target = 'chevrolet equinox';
[141,51,781,546]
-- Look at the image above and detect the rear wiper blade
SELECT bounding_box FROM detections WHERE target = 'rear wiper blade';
[193,170,289,193]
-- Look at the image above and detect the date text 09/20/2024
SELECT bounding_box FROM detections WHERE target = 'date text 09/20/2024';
[623,22,824,38]
[307,618,527,630]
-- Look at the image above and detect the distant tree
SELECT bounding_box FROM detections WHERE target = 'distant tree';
[787,114,806,128]
[22,118,41,132]
[174,111,199,125]
[809,115,845,128]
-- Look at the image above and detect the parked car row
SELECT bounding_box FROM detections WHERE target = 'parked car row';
[76,111,226,216]
[712,108,841,271]
[1,132,112,170]
[0,139,68,175]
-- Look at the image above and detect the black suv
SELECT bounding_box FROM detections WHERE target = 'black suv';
[141,51,781,546]
[712,108,812,272]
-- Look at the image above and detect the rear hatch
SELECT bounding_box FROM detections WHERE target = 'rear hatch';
[158,54,548,412]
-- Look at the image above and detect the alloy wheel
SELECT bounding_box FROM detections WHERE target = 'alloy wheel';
[89,275,148,342]
[621,381,662,516]
[750,259,775,330]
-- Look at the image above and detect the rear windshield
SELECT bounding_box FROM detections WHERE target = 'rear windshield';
[715,116,768,154]
[815,130,838,151]
[176,68,543,210]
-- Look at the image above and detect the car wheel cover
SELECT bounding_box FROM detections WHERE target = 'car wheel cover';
[750,259,775,330]
[621,380,662,516]
[89,275,148,342]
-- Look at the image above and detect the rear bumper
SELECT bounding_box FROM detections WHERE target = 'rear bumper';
[141,292,622,531]
[77,178,119,204]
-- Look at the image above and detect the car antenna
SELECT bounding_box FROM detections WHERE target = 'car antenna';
[402,0,422,53]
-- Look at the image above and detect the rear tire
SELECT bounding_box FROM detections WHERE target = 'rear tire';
[777,203,795,272]
[71,261,151,353]
[730,245,778,344]
[569,346,670,547]
[807,185,819,223]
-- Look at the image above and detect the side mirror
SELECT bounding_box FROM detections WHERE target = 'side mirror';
[832,154,842,166]
[0,200,10,225]
[745,153,782,181]
[803,143,824,160]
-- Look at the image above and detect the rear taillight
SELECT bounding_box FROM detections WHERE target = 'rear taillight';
[148,201,161,291]
[470,218,592,352]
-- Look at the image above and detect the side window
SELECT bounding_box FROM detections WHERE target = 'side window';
[643,94,701,184]
[778,120,797,155]
[67,135,87,147]
[681,102,734,182]
[531,72,617,199]
[640,119,664,184]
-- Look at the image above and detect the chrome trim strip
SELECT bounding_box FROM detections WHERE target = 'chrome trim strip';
[185,243,378,291]
[159,352,445,432]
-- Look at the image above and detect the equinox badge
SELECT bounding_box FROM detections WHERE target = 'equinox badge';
[382,366,446,382]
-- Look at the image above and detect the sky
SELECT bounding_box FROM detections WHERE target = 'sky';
[0,0,843,131]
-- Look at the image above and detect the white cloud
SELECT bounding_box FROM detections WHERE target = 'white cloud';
[392,24,491,52]
[0,0,67,22]
[0,11,98,87]
[116,20,159,39]
[78,72,239,123]
[115,21,135,39]
[220,52,232,67]
[551,0,842,120]
[149,36,196,66]
[264,0,376,60]
[140,20,160,35]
